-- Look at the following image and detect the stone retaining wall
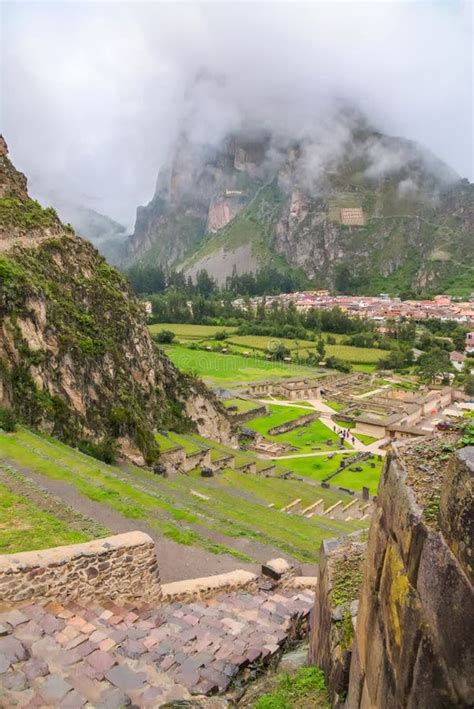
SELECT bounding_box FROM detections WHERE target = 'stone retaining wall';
[231,404,267,424]
[268,412,319,435]
[308,533,367,705]
[0,532,161,605]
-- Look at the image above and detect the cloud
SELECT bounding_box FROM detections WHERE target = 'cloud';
[1,1,472,226]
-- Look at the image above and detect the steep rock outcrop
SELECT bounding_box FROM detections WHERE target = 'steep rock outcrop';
[310,438,474,708]
[0,137,235,464]
[127,122,473,294]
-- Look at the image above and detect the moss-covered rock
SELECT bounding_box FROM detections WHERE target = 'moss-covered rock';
[0,136,235,464]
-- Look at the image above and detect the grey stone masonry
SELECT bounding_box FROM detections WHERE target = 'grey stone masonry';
[0,532,161,605]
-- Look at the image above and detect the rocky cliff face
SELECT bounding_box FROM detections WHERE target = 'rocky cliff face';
[127,122,473,294]
[0,137,235,464]
[309,437,474,708]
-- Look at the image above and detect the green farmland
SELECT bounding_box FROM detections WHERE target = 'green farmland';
[162,345,316,385]
[149,323,237,340]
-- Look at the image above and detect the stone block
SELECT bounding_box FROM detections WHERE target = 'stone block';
[417,531,474,703]
[261,558,293,581]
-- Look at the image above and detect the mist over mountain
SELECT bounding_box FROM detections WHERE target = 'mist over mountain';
[3,1,472,229]
[126,109,473,295]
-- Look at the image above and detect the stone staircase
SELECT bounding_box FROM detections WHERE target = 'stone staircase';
[280,496,373,522]
[0,588,314,707]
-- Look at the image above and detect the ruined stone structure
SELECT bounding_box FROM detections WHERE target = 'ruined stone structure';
[0,532,161,605]
[309,441,474,708]
[267,412,320,435]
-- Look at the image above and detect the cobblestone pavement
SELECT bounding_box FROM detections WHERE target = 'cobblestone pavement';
[0,589,314,707]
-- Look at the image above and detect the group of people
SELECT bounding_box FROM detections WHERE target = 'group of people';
[334,424,356,446]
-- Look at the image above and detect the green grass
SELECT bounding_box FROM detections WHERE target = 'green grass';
[353,432,378,446]
[154,432,181,452]
[246,405,345,452]
[224,398,264,414]
[0,482,89,554]
[163,345,315,385]
[254,666,329,709]
[245,404,315,435]
[284,454,349,481]
[281,453,383,493]
[225,335,384,365]
[0,428,368,564]
[331,458,383,495]
[335,419,355,429]
[325,400,344,412]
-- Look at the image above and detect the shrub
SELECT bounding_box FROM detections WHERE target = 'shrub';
[326,356,352,373]
[154,329,176,344]
[0,406,17,432]
[78,438,117,464]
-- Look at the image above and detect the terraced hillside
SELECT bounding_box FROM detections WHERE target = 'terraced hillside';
[0,428,367,579]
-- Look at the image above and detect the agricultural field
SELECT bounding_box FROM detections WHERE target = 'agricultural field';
[149,323,237,340]
[0,428,367,565]
[221,335,385,365]
[162,345,315,385]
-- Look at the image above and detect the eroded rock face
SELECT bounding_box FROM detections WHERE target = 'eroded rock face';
[127,125,473,293]
[312,441,474,708]
[0,136,235,463]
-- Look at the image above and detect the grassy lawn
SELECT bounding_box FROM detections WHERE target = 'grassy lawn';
[163,345,315,385]
[0,428,368,564]
[154,432,181,452]
[0,482,90,554]
[271,420,345,453]
[286,452,383,494]
[331,458,383,495]
[227,334,319,353]
[335,419,355,429]
[246,405,346,453]
[325,400,344,411]
[353,432,379,446]
[285,454,348,481]
[325,344,385,364]
[224,398,264,414]
[246,404,315,435]
[352,363,377,372]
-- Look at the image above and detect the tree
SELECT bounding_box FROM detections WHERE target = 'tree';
[325,356,352,372]
[195,270,216,298]
[0,405,16,432]
[317,338,326,361]
[417,347,451,382]
[268,342,290,361]
[464,374,474,396]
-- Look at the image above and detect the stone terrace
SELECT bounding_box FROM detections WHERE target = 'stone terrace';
[0,589,314,707]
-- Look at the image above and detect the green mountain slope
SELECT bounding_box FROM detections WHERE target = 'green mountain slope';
[0,136,234,465]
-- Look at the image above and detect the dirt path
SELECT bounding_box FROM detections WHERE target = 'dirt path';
[3,458,264,583]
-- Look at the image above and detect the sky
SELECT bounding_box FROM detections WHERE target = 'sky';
[1,0,473,226]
